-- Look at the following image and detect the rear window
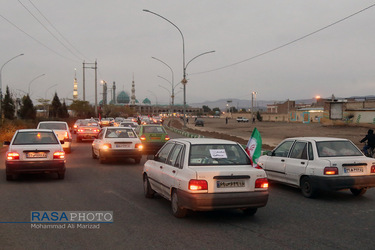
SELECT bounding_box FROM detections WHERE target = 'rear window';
[143,126,166,134]
[105,129,137,138]
[13,131,59,145]
[316,140,362,157]
[189,144,251,166]
[39,123,67,130]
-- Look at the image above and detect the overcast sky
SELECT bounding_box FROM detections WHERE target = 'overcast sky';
[1,1,375,107]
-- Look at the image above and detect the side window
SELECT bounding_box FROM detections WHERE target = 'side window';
[308,142,314,160]
[289,141,307,160]
[167,144,184,167]
[98,130,104,139]
[174,147,185,169]
[273,141,294,157]
[156,143,174,163]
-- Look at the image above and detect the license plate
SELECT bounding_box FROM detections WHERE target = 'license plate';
[26,152,47,158]
[344,167,364,173]
[150,137,161,140]
[115,143,131,148]
[217,180,245,188]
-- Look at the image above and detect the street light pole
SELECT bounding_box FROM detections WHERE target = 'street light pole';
[0,53,24,120]
[28,73,45,95]
[152,57,175,106]
[143,9,215,128]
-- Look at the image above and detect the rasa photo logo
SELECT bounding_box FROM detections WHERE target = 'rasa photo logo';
[30,211,113,230]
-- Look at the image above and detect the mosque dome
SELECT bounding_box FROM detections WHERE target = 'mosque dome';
[117,91,130,104]
[142,98,151,105]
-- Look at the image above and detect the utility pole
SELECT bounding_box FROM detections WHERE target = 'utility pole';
[82,60,98,116]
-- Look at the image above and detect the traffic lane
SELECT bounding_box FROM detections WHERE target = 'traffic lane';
[0,139,374,249]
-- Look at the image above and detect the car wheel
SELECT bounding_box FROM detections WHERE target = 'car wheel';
[350,188,367,196]
[58,172,65,180]
[99,151,106,164]
[171,190,187,218]
[134,157,141,164]
[243,208,257,216]
[300,176,318,198]
[143,175,155,198]
[92,147,98,159]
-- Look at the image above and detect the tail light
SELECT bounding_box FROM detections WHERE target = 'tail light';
[255,178,268,189]
[73,125,78,129]
[371,165,375,173]
[64,131,69,139]
[140,135,146,141]
[7,152,20,160]
[165,135,170,141]
[102,143,112,150]
[188,179,208,191]
[135,143,143,150]
[324,167,338,175]
[53,151,65,159]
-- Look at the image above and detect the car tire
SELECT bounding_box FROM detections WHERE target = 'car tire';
[350,188,367,196]
[99,151,106,164]
[171,190,187,218]
[143,175,155,198]
[134,157,141,164]
[243,208,257,216]
[92,148,98,159]
[300,176,318,198]
[58,172,65,180]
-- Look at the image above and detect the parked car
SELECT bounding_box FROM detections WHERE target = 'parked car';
[76,120,101,142]
[143,138,269,217]
[236,117,249,122]
[37,121,72,153]
[135,124,170,155]
[257,137,375,198]
[4,129,66,180]
[195,119,204,127]
[92,127,143,164]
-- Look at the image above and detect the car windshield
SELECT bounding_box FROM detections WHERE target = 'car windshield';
[105,129,136,138]
[143,126,166,133]
[81,121,99,126]
[39,123,67,130]
[189,144,251,166]
[316,141,362,157]
[13,131,59,145]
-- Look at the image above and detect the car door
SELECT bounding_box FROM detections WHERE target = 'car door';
[263,140,295,182]
[160,143,185,198]
[92,129,105,155]
[147,142,175,195]
[284,140,310,185]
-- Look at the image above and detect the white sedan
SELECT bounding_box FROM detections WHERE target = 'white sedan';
[92,127,143,164]
[143,138,269,218]
[257,137,375,198]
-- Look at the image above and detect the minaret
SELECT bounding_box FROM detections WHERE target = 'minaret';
[131,74,136,105]
[73,69,78,100]
[103,81,107,105]
[112,81,116,104]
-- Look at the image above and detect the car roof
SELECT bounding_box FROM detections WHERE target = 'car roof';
[283,137,350,142]
[18,129,54,132]
[38,121,67,124]
[169,138,238,145]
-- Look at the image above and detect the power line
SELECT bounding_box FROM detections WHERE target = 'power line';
[18,0,83,61]
[0,13,79,63]
[27,0,90,60]
[191,3,375,75]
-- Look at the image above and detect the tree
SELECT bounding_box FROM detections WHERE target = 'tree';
[18,94,36,120]
[60,100,69,118]
[256,111,263,122]
[69,100,95,118]
[202,105,211,113]
[2,86,15,120]
[50,92,62,118]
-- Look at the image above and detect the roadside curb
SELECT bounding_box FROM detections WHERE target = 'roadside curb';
[164,125,205,138]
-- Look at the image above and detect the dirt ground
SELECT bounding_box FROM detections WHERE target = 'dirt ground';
[167,117,372,151]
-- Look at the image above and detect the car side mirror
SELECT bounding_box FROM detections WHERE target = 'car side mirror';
[3,141,10,146]
[60,140,65,144]
[147,155,155,160]
[267,151,274,156]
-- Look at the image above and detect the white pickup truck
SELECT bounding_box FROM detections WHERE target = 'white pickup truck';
[236,117,249,122]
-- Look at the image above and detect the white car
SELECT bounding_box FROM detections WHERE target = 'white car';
[143,138,269,218]
[37,121,72,153]
[257,137,375,198]
[92,127,143,164]
[4,129,66,180]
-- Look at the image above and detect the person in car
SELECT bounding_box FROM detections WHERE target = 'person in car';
[360,129,375,156]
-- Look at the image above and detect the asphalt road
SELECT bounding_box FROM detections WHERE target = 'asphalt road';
[0,131,374,250]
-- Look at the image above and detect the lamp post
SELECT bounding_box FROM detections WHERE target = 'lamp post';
[251,91,257,123]
[152,57,176,106]
[0,53,24,120]
[28,73,45,96]
[143,9,215,128]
